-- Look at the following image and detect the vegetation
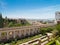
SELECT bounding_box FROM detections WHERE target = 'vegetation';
[34,44,38,45]
[0,14,31,28]
[46,40,55,45]
[15,34,41,45]
[56,40,60,45]
[8,21,30,27]
[57,37,60,42]
[3,16,8,27]
[1,34,41,45]
[8,22,14,27]
[56,24,60,36]
[40,27,53,35]
[0,13,3,28]
[45,24,60,45]
[46,38,60,45]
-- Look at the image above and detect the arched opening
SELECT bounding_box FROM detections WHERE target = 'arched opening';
[25,29,30,38]
[8,31,14,41]
[20,30,25,39]
[15,31,20,40]
[1,32,7,42]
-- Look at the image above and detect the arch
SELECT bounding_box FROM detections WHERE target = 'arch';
[1,32,7,42]
[15,31,19,39]
[20,30,25,38]
[25,29,30,37]
[8,31,14,39]
[30,29,33,36]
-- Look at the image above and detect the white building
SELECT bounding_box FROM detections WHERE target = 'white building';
[55,11,60,23]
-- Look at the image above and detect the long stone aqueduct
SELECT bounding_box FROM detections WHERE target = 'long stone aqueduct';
[0,24,55,42]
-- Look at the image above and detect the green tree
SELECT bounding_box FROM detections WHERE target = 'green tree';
[56,24,60,36]
[40,27,53,35]
[0,13,3,28]
[40,28,47,35]
[8,22,14,27]
[46,27,53,32]
[4,16,8,27]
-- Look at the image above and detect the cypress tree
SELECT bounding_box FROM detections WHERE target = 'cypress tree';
[4,16,8,27]
[0,13,3,28]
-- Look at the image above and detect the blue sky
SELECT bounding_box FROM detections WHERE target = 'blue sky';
[0,0,60,19]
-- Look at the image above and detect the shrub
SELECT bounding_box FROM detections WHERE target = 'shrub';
[8,22,14,27]
[40,28,47,35]
[40,27,53,35]
[46,27,53,32]
[56,40,60,45]
[46,40,55,45]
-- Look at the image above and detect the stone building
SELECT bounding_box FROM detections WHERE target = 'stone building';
[0,22,55,42]
[0,25,40,42]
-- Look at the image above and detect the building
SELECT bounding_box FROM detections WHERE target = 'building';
[0,23,55,42]
[55,11,60,23]
[0,25,40,42]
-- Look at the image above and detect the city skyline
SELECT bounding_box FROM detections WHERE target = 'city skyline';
[0,0,60,19]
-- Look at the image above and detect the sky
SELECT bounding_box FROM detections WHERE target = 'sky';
[0,0,60,19]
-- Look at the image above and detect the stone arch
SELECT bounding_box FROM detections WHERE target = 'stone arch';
[25,29,30,37]
[8,31,14,39]
[21,30,24,38]
[15,31,19,39]
[33,28,37,35]
[1,32,7,42]
[30,29,33,36]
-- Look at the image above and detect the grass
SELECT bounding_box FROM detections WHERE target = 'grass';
[34,44,38,45]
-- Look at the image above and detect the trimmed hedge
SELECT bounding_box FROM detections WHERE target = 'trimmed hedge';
[56,40,60,45]
[46,40,55,45]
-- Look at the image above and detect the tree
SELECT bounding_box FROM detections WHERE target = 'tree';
[46,27,53,32]
[56,24,60,36]
[8,22,14,27]
[40,28,47,35]
[0,13,3,28]
[4,16,8,27]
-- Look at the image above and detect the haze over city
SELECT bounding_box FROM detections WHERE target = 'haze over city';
[0,0,60,19]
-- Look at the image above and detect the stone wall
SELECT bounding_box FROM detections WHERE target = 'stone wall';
[0,24,55,42]
[0,25,40,42]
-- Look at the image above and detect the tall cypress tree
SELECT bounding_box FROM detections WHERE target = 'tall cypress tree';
[4,16,8,27]
[0,13,3,28]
